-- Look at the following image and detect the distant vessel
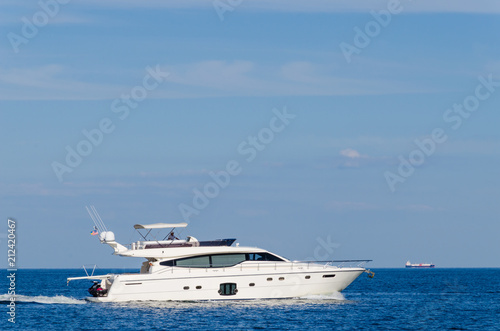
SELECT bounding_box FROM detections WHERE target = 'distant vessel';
[405,261,435,268]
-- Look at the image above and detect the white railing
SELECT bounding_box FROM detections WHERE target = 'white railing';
[154,260,371,275]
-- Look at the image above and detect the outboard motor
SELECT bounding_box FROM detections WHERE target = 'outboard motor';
[88,281,108,297]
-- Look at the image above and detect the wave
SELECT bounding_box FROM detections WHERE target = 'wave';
[0,294,86,305]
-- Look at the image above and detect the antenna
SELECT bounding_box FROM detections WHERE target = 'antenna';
[91,205,108,232]
[86,205,100,233]
[86,205,108,234]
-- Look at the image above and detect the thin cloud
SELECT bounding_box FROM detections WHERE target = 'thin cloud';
[47,0,500,14]
[162,60,425,98]
[0,61,428,100]
[0,65,125,100]
[325,200,441,212]
[396,204,442,212]
[326,200,379,211]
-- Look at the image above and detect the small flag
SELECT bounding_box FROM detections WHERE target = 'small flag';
[91,230,98,236]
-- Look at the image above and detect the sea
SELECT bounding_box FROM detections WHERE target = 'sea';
[1,268,499,330]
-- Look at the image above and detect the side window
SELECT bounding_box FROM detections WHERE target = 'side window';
[159,260,175,267]
[160,252,284,268]
[211,254,246,267]
[263,253,284,261]
[246,253,284,262]
[176,255,210,268]
[247,253,266,261]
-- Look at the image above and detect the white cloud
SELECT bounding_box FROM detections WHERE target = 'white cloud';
[337,148,370,168]
[340,148,362,159]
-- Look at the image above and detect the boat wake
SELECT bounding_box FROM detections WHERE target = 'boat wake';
[299,292,346,301]
[0,294,86,305]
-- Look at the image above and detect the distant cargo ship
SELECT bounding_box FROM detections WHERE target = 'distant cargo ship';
[405,261,435,268]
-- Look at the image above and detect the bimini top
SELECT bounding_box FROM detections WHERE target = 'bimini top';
[133,223,188,229]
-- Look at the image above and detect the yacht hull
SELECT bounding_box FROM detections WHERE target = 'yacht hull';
[86,266,365,302]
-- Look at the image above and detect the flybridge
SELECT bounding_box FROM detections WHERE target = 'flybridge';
[85,206,235,256]
[133,223,188,229]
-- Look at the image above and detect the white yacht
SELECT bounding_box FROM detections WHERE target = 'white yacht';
[67,208,372,302]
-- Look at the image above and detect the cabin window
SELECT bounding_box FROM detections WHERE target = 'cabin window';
[159,260,175,267]
[183,286,189,290]
[305,275,311,279]
[175,255,210,268]
[219,283,237,296]
[279,277,285,281]
[267,278,273,281]
[159,252,285,268]
[249,283,255,287]
[211,253,246,268]
[246,253,284,262]
[196,286,202,289]
[322,274,336,278]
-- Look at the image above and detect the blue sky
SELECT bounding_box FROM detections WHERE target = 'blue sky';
[1,1,500,268]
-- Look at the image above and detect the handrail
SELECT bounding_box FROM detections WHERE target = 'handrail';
[154,259,371,273]
[298,259,372,264]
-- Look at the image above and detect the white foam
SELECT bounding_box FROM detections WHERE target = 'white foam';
[0,294,86,305]
[300,292,346,301]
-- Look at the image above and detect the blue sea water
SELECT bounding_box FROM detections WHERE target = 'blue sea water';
[1,268,499,330]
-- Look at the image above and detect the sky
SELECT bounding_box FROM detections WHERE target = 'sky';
[1,1,500,269]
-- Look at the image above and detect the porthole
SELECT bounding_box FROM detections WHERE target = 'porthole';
[249,283,255,287]
[322,274,336,278]
[183,286,190,290]
[267,277,273,281]
[279,277,285,281]
[305,275,311,279]
[196,286,202,289]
